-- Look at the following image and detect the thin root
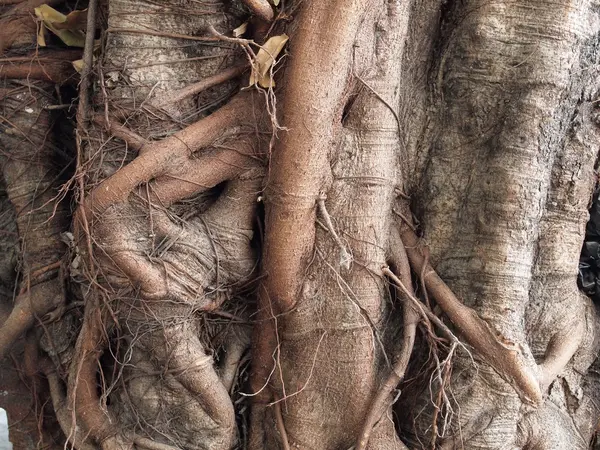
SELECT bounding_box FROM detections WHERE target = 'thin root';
[400,229,542,404]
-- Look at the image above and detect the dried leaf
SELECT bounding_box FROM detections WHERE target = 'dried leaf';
[255,71,275,89]
[54,9,87,31]
[233,22,248,38]
[71,59,84,73]
[37,22,47,47]
[34,5,86,47]
[249,34,288,88]
[272,0,280,5]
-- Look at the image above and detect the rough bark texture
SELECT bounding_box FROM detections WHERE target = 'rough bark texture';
[1,0,600,449]
[403,1,600,448]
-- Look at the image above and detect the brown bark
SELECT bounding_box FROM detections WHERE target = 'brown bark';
[2,0,600,449]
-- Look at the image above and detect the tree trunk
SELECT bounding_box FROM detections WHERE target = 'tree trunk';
[1,0,600,449]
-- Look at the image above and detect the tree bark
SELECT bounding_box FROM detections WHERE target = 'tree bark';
[1,0,600,449]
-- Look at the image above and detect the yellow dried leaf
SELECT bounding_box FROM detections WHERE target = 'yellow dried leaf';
[34,5,86,47]
[37,22,47,47]
[72,59,84,73]
[249,34,288,88]
[255,71,275,89]
[272,0,280,5]
[233,22,248,38]
[35,4,64,24]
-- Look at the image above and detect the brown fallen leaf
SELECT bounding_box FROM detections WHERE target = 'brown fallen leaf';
[249,34,288,88]
[34,5,86,47]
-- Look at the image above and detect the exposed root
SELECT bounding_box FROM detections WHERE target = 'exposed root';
[400,228,543,404]
[0,279,63,359]
[85,93,254,214]
[159,65,249,107]
[356,228,417,450]
[242,0,274,23]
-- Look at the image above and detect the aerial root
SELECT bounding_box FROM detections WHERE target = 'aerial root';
[0,277,64,359]
[316,194,352,270]
[382,267,460,345]
[219,329,251,393]
[93,115,148,152]
[133,322,236,448]
[356,228,417,450]
[44,366,97,450]
[160,64,249,106]
[150,138,258,206]
[538,318,585,390]
[130,435,182,450]
[161,327,235,427]
[67,297,123,448]
[94,65,250,153]
[0,59,79,83]
[85,93,254,215]
[274,398,291,450]
[0,301,36,360]
[400,228,543,404]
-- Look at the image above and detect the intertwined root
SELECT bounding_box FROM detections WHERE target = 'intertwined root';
[0,82,70,359]
[62,166,263,447]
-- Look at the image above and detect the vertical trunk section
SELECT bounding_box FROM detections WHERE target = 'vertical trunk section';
[405,0,600,447]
